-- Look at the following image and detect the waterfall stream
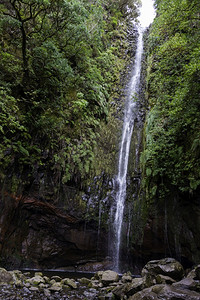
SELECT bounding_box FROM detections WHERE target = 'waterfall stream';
[113,0,156,272]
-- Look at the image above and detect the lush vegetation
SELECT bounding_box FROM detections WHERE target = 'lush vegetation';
[142,0,200,201]
[0,0,139,192]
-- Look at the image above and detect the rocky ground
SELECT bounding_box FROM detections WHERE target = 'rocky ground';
[0,258,200,299]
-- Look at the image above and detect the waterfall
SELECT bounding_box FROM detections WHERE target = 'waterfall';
[113,0,156,272]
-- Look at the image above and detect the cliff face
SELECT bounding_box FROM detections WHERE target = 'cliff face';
[129,190,200,270]
[0,191,106,269]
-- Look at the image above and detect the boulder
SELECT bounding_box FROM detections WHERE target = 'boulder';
[0,268,13,285]
[51,275,61,282]
[101,270,119,285]
[27,275,45,285]
[61,278,77,289]
[49,282,62,292]
[173,277,200,292]
[94,271,104,280]
[187,265,200,280]
[141,258,184,280]
[112,278,144,299]
[112,284,127,299]
[78,277,91,285]
[155,274,176,285]
[129,288,159,300]
[126,278,145,296]
[121,272,132,283]
[129,284,200,300]
[10,270,25,286]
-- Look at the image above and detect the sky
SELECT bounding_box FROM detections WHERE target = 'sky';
[138,0,156,28]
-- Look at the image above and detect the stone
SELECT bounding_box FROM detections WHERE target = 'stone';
[187,265,200,280]
[129,288,159,300]
[83,289,97,300]
[61,278,77,289]
[34,272,43,277]
[121,274,132,283]
[50,279,56,285]
[44,288,51,298]
[155,274,176,284]
[101,270,119,285]
[88,280,100,288]
[105,292,115,299]
[29,286,39,292]
[141,258,184,280]
[14,279,24,288]
[94,270,104,280]
[78,277,91,285]
[112,284,127,299]
[43,276,50,283]
[159,285,200,300]
[126,278,145,296]
[49,282,63,292]
[24,282,31,288]
[173,277,200,292]
[112,278,144,299]
[39,283,48,289]
[129,284,200,300]
[51,275,62,282]
[143,273,157,287]
[27,275,45,285]
[0,268,14,285]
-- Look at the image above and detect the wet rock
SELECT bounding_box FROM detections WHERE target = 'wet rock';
[173,277,200,292]
[44,288,51,298]
[27,275,45,285]
[121,272,132,283]
[112,284,127,299]
[49,282,63,292]
[83,288,97,300]
[29,286,39,292]
[14,278,24,287]
[187,265,200,280]
[35,272,43,277]
[141,258,184,280]
[61,277,77,289]
[51,275,62,282]
[112,277,144,299]
[129,289,159,300]
[0,268,14,284]
[94,270,104,280]
[129,284,200,300]
[159,285,200,300]
[142,273,156,287]
[155,274,176,284]
[78,277,91,285]
[126,278,145,296]
[44,276,50,283]
[101,270,119,285]
[88,279,100,288]
[105,292,115,299]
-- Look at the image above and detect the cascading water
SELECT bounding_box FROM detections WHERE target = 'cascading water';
[113,0,156,272]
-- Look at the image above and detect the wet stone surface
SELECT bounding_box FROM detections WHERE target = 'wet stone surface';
[1,259,200,300]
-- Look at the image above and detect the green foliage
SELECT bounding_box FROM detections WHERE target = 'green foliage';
[142,0,200,200]
[0,0,137,191]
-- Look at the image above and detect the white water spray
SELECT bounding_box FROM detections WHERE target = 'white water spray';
[113,0,156,272]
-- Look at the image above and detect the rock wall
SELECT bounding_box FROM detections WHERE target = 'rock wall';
[0,191,108,269]
[129,189,200,270]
